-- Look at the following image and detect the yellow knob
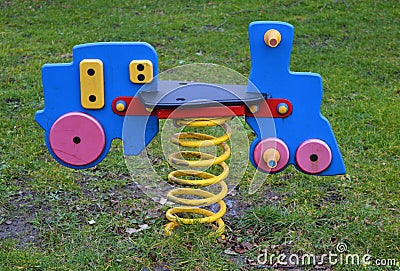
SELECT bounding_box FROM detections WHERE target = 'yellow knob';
[249,104,259,114]
[263,148,281,169]
[277,103,289,115]
[264,29,281,48]
[115,101,126,112]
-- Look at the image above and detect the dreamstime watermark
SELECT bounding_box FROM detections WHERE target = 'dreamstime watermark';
[256,242,399,267]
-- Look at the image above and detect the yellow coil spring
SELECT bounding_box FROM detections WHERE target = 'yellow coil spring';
[164,117,232,236]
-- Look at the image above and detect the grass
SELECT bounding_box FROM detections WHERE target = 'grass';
[1,0,399,270]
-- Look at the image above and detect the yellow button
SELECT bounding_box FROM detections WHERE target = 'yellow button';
[249,104,259,114]
[277,103,289,115]
[115,101,126,112]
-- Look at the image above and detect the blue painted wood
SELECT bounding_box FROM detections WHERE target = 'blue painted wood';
[246,21,345,175]
[35,42,159,168]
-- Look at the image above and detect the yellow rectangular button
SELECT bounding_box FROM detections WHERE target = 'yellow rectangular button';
[129,60,153,83]
[80,59,105,109]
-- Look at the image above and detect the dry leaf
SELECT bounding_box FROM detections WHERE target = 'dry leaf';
[126,224,149,234]
[224,248,238,255]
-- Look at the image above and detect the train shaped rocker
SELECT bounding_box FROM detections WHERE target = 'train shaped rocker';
[35,21,346,178]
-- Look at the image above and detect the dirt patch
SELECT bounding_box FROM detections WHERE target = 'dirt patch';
[0,190,42,246]
[0,217,38,244]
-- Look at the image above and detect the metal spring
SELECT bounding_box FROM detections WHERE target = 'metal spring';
[164,117,232,236]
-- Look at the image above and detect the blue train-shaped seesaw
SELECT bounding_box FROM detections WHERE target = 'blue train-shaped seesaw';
[35,21,346,177]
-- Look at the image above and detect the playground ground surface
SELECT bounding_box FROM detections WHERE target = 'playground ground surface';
[0,1,399,270]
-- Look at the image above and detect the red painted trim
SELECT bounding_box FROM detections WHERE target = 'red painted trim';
[245,98,293,118]
[112,96,292,118]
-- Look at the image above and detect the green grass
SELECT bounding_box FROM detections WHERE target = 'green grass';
[1,0,399,270]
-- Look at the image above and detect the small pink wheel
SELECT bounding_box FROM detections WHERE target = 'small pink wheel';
[296,139,332,174]
[49,112,105,166]
[254,138,289,173]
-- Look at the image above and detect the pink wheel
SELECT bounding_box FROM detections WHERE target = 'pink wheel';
[254,138,289,173]
[296,139,332,174]
[49,112,105,166]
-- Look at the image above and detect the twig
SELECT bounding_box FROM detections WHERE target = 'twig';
[211,16,227,31]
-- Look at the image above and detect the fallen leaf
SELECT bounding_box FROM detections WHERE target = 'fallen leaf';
[126,224,149,234]
[139,224,149,230]
[233,245,247,254]
[126,228,137,234]
[224,248,238,255]
[242,241,253,250]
